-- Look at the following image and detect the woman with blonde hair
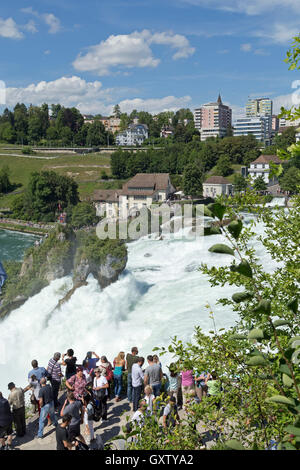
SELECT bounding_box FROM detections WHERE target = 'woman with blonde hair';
[143,385,155,416]
[113,351,126,402]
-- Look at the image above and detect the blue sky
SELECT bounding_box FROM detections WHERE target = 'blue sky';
[0,0,299,117]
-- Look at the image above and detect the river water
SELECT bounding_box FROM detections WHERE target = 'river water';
[0,217,276,393]
[0,229,39,261]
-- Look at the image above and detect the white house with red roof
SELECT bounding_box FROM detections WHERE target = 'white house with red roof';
[248,154,283,184]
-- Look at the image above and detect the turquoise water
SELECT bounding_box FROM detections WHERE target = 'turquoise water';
[0,229,40,261]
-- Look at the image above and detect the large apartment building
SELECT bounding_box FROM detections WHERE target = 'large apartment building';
[194,94,232,141]
[246,98,273,117]
[233,116,272,145]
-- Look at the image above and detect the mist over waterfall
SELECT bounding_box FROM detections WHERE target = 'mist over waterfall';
[0,218,276,393]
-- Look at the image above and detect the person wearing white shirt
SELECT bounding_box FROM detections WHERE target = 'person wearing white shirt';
[131,357,144,412]
[131,400,147,427]
[93,369,109,420]
[144,385,155,416]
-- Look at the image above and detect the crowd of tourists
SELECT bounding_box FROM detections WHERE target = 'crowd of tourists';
[0,346,220,451]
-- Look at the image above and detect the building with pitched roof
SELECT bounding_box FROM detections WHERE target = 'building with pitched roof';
[248,154,283,184]
[93,173,175,219]
[203,176,233,198]
[116,124,149,146]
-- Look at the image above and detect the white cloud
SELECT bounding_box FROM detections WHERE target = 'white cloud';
[273,92,298,114]
[73,30,195,76]
[21,7,61,34]
[4,75,191,116]
[240,43,252,52]
[0,17,24,39]
[253,23,299,45]
[42,13,61,34]
[253,48,269,56]
[5,76,107,109]
[117,95,192,115]
[149,31,195,59]
[23,20,38,34]
[20,7,39,17]
[181,0,300,16]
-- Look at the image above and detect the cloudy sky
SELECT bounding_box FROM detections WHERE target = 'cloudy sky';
[0,0,299,118]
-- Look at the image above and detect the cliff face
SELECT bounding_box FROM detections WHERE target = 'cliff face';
[0,226,128,318]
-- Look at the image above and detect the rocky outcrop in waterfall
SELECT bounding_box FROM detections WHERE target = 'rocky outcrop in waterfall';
[0,226,128,318]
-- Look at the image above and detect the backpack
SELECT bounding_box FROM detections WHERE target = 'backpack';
[104,365,113,382]
[87,403,95,420]
[95,435,104,450]
[75,439,90,451]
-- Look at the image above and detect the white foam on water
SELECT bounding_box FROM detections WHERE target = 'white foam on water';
[0,217,277,392]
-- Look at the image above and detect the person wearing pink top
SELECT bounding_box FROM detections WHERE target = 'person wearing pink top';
[181,370,195,405]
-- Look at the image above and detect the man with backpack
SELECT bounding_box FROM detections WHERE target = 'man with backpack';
[47,352,63,409]
[60,392,86,445]
[37,378,58,439]
[0,392,13,450]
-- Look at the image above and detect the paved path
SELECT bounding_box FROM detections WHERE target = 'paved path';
[0,153,57,159]
[11,395,215,451]
[12,396,134,451]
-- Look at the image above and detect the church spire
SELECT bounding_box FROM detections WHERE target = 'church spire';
[217,93,222,104]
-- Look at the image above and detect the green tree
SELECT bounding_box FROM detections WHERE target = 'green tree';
[183,163,203,198]
[0,166,12,193]
[113,104,121,118]
[14,103,28,145]
[215,155,233,177]
[233,174,247,192]
[86,120,107,146]
[19,171,79,222]
[71,202,99,228]
[119,113,131,131]
[280,166,300,193]
[0,122,16,143]
[274,127,296,150]
[253,175,267,192]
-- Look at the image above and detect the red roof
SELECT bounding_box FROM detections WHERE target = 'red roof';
[204,176,232,185]
[250,154,282,164]
[121,173,171,196]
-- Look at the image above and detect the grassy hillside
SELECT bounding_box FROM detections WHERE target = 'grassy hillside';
[0,145,114,207]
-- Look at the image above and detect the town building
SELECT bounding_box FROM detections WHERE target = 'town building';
[116,123,149,146]
[93,173,175,219]
[107,117,121,134]
[194,94,232,141]
[203,176,233,198]
[248,154,283,184]
[233,116,272,145]
[279,117,300,128]
[83,114,95,124]
[83,115,121,133]
[272,115,279,133]
[246,98,273,117]
[93,189,122,219]
[160,125,174,138]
